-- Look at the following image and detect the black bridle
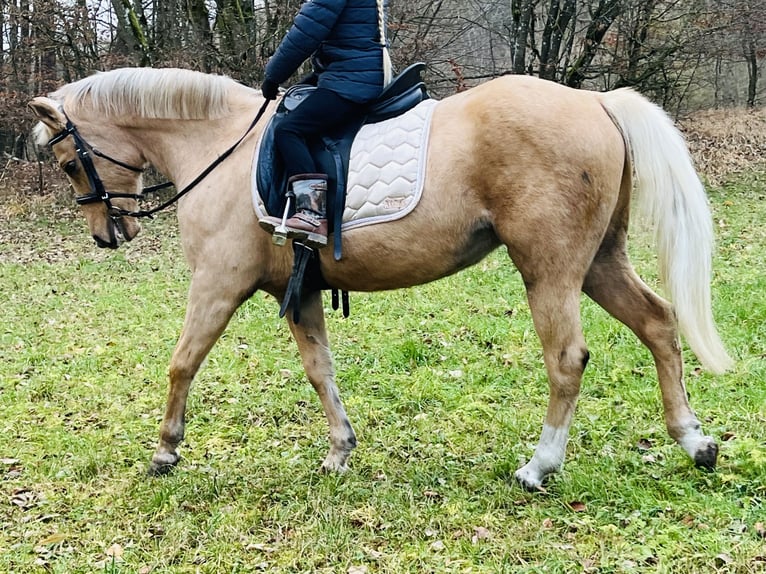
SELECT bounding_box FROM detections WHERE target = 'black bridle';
[47,99,271,219]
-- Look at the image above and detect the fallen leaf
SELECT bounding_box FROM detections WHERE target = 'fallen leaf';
[472,526,491,543]
[721,431,736,441]
[430,540,445,552]
[10,488,37,509]
[423,490,440,499]
[715,553,733,567]
[347,566,368,574]
[365,548,383,560]
[39,533,66,546]
[755,522,765,539]
[636,438,653,451]
[105,543,124,560]
[246,543,276,553]
[0,458,20,465]
[542,518,554,529]
[569,501,587,512]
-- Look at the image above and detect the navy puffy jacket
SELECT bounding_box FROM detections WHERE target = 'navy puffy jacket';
[264,0,385,103]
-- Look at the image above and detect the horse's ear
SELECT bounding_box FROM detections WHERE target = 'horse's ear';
[28,97,66,132]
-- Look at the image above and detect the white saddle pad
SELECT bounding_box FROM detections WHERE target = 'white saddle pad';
[251,98,439,231]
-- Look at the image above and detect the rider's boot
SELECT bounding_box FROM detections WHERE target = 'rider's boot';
[259,173,329,248]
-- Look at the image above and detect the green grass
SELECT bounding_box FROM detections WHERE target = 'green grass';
[1,174,765,573]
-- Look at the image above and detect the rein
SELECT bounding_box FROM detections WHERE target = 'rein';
[48,98,271,219]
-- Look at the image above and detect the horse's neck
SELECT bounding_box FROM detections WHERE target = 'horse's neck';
[135,103,265,191]
[134,119,231,187]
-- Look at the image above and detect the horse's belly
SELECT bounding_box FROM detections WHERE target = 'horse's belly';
[320,218,500,292]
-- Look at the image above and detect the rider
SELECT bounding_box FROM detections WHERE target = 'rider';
[258,0,389,248]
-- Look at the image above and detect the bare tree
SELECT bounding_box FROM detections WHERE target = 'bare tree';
[539,0,577,80]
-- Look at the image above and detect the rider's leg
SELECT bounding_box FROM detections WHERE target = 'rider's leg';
[258,88,365,248]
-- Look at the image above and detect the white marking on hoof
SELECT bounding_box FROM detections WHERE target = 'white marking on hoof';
[515,464,547,491]
[678,431,718,469]
[320,448,352,473]
[693,437,718,469]
[320,458,349,474]
[516,424,569,489]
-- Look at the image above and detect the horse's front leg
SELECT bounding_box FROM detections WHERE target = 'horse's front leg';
[286,290,356,472]
[149,270,244,475]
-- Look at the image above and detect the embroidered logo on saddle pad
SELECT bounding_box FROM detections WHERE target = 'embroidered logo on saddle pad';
[251,99,439,230]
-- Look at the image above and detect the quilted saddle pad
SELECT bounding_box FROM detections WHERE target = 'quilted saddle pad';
[251,98,439,231]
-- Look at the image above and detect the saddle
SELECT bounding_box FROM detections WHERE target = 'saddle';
[256,63,430,261]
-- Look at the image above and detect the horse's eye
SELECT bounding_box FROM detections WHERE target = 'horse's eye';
[62,160,78,175]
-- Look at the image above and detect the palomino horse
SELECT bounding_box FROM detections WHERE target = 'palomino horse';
[29,67,731,490]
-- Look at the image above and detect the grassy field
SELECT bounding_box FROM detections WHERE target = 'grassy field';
[1,171,765,573]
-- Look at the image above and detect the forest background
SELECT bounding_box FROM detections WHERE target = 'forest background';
[1,0,765,164]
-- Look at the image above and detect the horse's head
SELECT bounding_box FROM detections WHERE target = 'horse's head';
[29,97,144,249]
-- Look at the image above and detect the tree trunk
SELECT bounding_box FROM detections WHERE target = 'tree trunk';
[565,0,621,88]
[109,0,150,63]
[745,38,758,107]
[33,0,57,93]
[186,0,213,71]
[540,0,577,80]
[511,0,534,74]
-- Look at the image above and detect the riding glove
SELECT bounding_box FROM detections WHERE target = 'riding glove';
[261,78,279,100]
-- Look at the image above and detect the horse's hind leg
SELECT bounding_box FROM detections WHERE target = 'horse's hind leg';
[514,280,590,490]
[583,247,718,468]
[286,290,356,472]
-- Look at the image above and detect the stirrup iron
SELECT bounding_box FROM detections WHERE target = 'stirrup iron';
[272,196,292,246]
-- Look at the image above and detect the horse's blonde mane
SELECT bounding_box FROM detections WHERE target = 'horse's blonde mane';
[51,67,243,120]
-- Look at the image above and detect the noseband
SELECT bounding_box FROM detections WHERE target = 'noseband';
[46,99,271,219]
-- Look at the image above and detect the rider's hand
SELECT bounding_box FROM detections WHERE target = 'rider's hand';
[261,78,279,100]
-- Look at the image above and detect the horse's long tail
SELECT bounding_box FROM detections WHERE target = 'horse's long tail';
[599,88,732,374]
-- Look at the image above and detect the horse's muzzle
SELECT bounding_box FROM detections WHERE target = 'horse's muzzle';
[93,234,119,249]
[92,216,129,249]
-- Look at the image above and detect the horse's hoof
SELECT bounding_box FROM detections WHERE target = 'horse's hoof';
[148,453,180,476]
[514,467,547,492]
[319,455,350,474]
[147,462,176,477]
[693,437,718,469]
